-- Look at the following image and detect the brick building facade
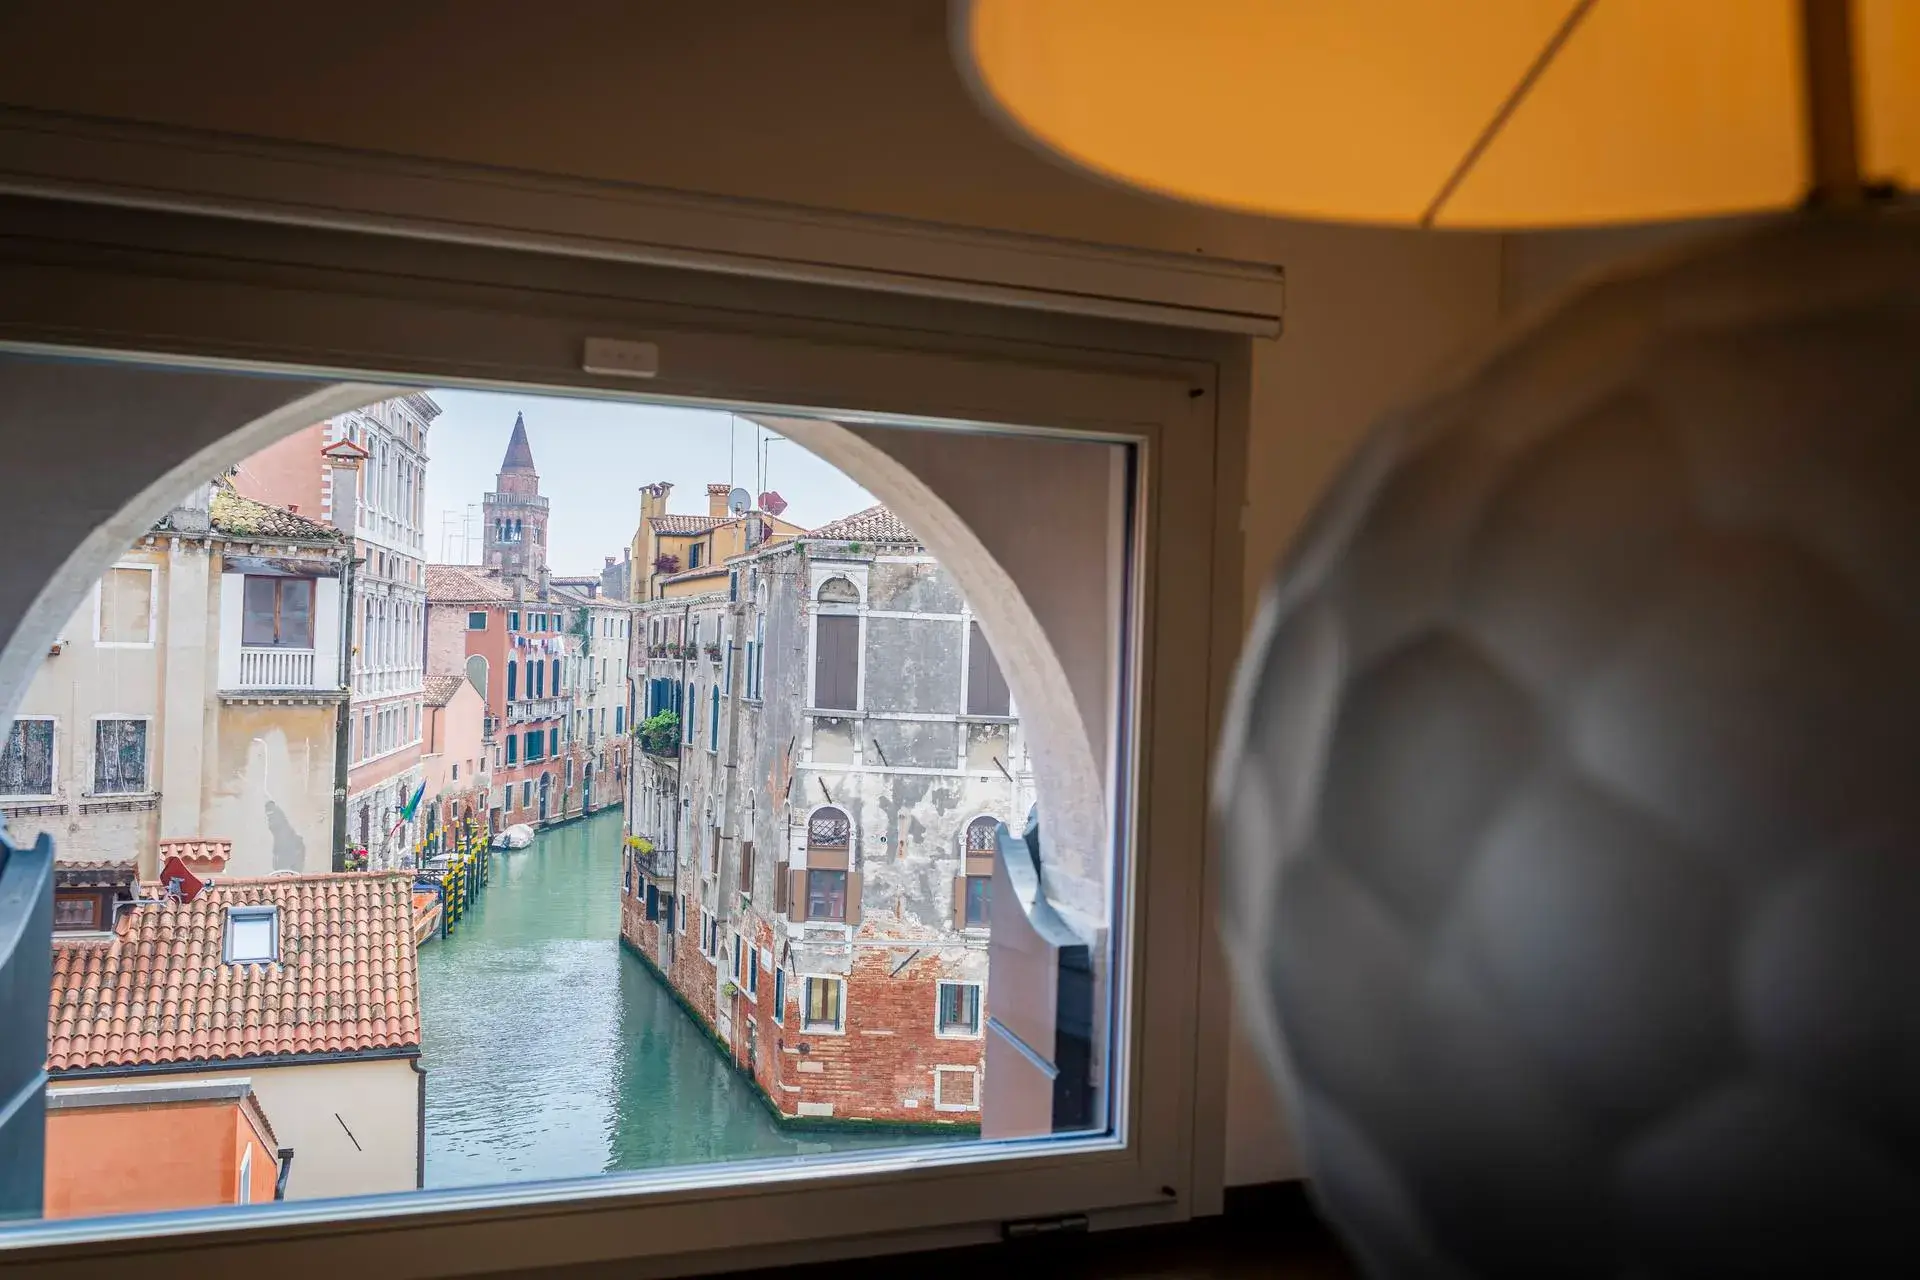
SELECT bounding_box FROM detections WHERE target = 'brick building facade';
[620,505,1032,1126]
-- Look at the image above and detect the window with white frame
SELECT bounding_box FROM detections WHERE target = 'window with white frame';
[242,575,315,648]
[772,966,786,1024]
[802,976,844,1032]
[96,565,155,645]
[0,717,55,796]
[224,905,279,964]
[812,577,860,710]
[91,718,149,795]
[935,981,982,1037]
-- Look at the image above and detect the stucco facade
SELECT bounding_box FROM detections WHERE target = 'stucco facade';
[622,511,1032,1124]
[47,1055,421,1201]
[2,484,347,878]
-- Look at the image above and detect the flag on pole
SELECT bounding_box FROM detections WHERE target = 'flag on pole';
[400,779,427,822]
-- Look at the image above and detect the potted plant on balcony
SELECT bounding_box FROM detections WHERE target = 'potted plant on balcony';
[704,643,723,662]
[653,553,681,578]
[637,710,679,757]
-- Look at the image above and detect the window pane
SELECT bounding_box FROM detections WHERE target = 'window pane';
[965,875,992,928]
[241,575,279,646]
[1,719,54,795]
[806,869,847,921]
[92,719,147,794]
[278,579,315,647]
[10,380,1138,1240]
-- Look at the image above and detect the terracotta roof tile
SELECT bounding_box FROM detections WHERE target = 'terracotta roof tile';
[157,838,231,873]
[807,504,918,544]
[47,872,421,1073]
[422,675,467,707]
[647,514,726,535]
[54,861,138,891]
[426,564,513,603]
[206,484,343,543]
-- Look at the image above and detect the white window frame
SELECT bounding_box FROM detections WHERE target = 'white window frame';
[0,714,57,800]
[799,974,847,1036]
[87,713,154,797]
[932,1065,982,1114]
[237,1145,254,1206]
[92,563,157,648]
[0,217,1238,1275]
[772,965,786,1026]
[805,566,867,713]
[934,979,984,1040]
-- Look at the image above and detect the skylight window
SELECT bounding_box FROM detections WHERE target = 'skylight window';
[224,905,279,964]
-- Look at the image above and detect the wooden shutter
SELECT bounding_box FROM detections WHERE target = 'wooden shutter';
[814,615,858,710]
[774,859,789,913]
[845,872,863,925]
[953,876,969,931]
[966,622,1011,716]
[788,869,809,922]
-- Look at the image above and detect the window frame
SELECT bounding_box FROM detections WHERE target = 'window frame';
[467,610,487,630]
[239,574,316,650]
[92,563,158,648]
[0,714,57,800]
[222,905,280,965]
[935,980,984,1039]
[0,215,1241,1273]
[800,974,845,1035]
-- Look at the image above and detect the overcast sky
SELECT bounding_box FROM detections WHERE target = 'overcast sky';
[420,389,875,572]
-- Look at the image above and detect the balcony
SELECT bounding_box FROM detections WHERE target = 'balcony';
[235,646,317,689]
[506,697,566,724]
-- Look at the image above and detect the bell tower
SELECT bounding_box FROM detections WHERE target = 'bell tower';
[482,412,549,578]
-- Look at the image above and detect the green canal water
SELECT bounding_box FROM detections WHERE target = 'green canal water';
[416,807,969,1189]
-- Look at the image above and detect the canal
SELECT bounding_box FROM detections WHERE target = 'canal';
[417,807,967,1189]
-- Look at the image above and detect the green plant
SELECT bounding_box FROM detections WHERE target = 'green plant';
[638,709,680,756]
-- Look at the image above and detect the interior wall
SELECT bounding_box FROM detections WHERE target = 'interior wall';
[0,0,1515,1189]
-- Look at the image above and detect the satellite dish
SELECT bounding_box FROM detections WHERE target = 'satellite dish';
[758,490,789,517]
[728,487,752,516]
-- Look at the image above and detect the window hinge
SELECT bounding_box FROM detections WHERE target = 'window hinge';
[1001,1212,1090,1241]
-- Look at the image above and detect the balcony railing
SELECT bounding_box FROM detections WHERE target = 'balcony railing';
[235,646,319,690]
[506,698,566,724]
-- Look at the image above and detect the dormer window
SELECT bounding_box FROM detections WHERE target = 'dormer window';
[224,905,279,964]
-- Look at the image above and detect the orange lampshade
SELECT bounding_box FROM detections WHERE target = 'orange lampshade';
[959,0,1920,228]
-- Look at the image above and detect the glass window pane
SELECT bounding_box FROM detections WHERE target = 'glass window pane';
[1,719,54,795]
[92,719,147,794]
[241,575,279,646]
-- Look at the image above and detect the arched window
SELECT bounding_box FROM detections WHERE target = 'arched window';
[551,658,561,693]
[813,577,861,711]
[956,815,998,930]
[506,660,517,701]
[792,805,857,925]
[533,661,544,698]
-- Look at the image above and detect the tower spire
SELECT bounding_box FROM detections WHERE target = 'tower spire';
[500,411,536,473]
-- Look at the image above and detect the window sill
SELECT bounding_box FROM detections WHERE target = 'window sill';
[935,1028,985,1041]
[800,1023,846,1037]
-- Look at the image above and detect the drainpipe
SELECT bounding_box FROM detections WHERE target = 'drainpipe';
[411,1057,427,1189]
[332,550,361,873]
[273,1148,295,1201]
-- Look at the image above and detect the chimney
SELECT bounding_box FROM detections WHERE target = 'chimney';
[639,482,673,523]
[604,555,616,567]
[707,483,731,519]
[167,481,214,535]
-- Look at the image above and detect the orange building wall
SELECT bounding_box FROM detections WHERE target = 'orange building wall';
[46,1099,276,1218]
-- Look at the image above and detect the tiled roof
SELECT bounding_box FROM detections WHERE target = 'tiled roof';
[157,838,231,873]
[422,674,467,707]
[208,485,343,543]
[426,564,513,603]
[661,566,729,585]
[48,872,421,1072]
[54,861,138,891]
[648,514,726,535]
[807,505,919,544]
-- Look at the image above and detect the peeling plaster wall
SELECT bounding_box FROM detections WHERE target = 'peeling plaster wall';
[622,535,1029,1123]
[206,704,336,876]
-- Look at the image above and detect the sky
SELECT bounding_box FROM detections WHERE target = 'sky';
[419,389,875,572]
